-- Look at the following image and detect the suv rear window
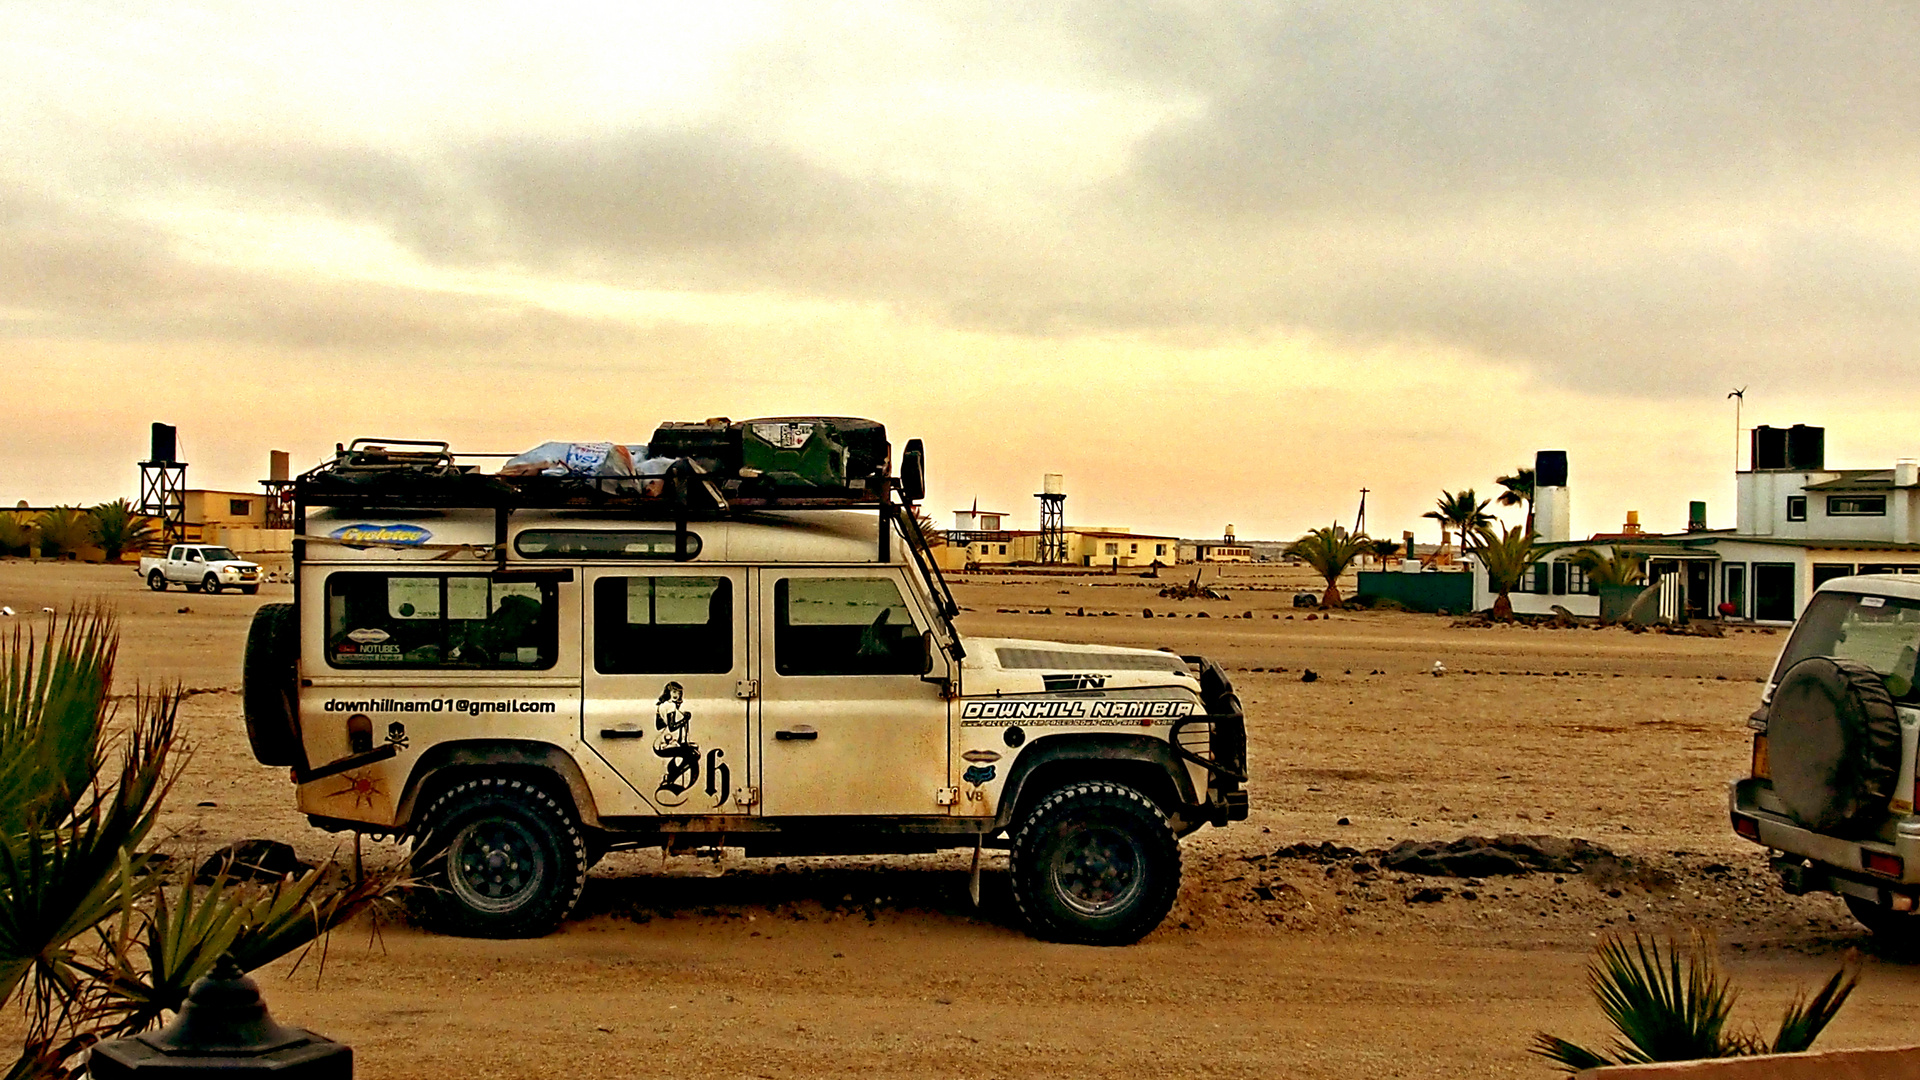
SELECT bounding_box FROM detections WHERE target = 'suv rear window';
[1773,590,1920,700]
[326,573,558,669]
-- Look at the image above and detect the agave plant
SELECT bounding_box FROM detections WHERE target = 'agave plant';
[32,508,92,560]
[86,500,160,564]
[1473,524,1538,620]
[1534,932,1859,1071]
[1286,524,1368,608]
[1569,547,1646,588]
[0,610,392,1078]
[0,512,33,557]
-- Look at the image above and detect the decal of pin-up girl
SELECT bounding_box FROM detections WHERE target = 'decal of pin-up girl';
[653,681,699,807]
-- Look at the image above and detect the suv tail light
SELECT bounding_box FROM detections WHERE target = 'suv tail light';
[1751,734,1770,780]
[1732,813,1760,840]
[1863,850,1904,878]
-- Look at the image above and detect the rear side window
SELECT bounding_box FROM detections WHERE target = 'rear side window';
[1774,591,1920,700]
[775,577,922,676]
[326,573,558,669]
[593,576,733,674]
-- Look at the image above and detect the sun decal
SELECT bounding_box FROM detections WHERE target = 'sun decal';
[330,770,384,809]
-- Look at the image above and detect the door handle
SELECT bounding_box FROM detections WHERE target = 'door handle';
[774,727,818,741]
[599,727,647,740]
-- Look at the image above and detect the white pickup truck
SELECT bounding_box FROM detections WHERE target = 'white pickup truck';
[139,544,262,594]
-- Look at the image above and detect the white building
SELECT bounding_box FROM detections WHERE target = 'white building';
[1470,431,1920,623]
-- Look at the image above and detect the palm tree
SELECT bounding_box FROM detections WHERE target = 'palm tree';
[34,507,92,560]
[1568,547,1646,587]
[1534,931,1858,1071]
[1495,467,1536,533]
[1286,524,1368,608]
[0,610,390,1077]
[88,499,161,563]
[1423,490,1493,555]
[0,511,33,557]
[1473,524,1538,620]
[1365,538,1401,567]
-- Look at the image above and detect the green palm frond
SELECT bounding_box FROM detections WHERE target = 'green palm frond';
[1496,467,1535,509]
[32,509,92,559]
[1769,952,1860,1054]
[87,501,160,563]
[1423,490,1494,549]
[1569,548,1646,587]
[1286,524,1368,605]
[1530,1032,1614,1071]
[1473,524,1539,598]
[0,513,34,558]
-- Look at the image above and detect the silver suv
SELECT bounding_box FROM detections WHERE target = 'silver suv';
[1731,575,1920,945]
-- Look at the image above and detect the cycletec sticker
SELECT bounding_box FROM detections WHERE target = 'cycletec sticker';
[959,698,1195,726]
[328,523,434,547]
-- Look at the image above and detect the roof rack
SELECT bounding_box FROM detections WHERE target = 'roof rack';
[292,437,960,628]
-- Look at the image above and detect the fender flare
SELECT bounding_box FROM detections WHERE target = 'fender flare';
[992,734,1198,831]
[395,740,603,832]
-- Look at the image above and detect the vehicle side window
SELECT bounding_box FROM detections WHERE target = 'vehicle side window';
[594,576,732,674]
[325,573,557,669]
[186,549,202,562]
[775,577,921,676]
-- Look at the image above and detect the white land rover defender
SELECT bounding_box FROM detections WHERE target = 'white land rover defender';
[243,422,1248,944]
[1732,574,1920,945]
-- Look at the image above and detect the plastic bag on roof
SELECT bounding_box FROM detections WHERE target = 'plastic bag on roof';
[500,441,638,478]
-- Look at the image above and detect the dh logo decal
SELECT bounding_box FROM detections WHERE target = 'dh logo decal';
[651,682,730,809]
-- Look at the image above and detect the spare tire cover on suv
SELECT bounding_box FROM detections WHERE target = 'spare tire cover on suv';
[242,603,303,768]
[1767,656,1902,835]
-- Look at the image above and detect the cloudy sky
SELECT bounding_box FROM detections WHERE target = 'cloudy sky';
[8,1,1919,541]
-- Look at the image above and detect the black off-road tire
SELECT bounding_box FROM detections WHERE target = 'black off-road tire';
[1009,781,1181,945]
[1769,657,1902,835]
[241,603,302,767]
[202,574,223,595]
[411,776,588,938]
[1845,894,1920,953]
[147,570,168,592]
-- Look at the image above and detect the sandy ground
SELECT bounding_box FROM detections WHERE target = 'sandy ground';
[3,558,1917,1079]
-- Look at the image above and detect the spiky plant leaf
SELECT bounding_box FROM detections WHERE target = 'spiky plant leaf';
[32,508,91,560]
[1529,1032,1615,1072]
[86,500,160,564]
[1769,951,1860,1054]
[1590,932,1737,1063]
[1285,524,1368,606]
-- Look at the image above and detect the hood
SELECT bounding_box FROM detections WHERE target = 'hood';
[961,636,1198,697]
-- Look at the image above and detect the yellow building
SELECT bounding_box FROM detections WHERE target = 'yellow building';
[940,526,1181,570]
[181,489,293,555]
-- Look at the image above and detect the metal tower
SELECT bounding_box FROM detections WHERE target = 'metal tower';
[138,423,187,545]
[1036,473,1066,564]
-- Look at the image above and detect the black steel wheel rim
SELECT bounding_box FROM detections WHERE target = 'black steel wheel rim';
[1047,824,1145,917]
[447,817,548,913]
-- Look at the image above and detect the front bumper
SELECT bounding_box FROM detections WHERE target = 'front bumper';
[1729,777,1920,898]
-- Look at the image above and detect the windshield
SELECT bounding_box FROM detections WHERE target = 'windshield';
[198,547,239,562]
[1772,590,1920,701]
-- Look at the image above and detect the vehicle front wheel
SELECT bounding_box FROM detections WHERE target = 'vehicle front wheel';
[147,571,167,592]
[411,776,588,938]
[1845,894,1920,952]
[202,574,223,594]
[1009,780,1181,945]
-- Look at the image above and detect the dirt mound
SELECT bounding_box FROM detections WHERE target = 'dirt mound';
[1379,834,1618,877]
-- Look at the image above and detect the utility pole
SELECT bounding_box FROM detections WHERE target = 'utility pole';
[1353,488,1368,536]
[1728,387,1746,472]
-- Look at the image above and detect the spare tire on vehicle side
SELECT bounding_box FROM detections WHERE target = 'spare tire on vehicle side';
[1767,656,1902,835]
[242,602,304,768]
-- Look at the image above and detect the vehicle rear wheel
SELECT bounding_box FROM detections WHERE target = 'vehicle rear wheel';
[411,776,588,938]
[147,571,167,591]
[202,574,223,595]
[1844,894,1920,951]
[1009,780,1181,945]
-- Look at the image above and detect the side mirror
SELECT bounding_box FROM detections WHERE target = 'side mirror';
[922,629,937,675]
[900,439,926,503]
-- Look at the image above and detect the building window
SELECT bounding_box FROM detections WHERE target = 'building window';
[1566,562,1590,595]
[229,499,251,516]
[997,545,1006,554]
[1827,495,1887,516]
[1753,563,1795,621]
[1786,497,1807,522]
[1130,543,1138,554]
[1812,563,1856,589]
[1530,563,1550,594]
[1104,542,1119,555]
[1155,544,1167,557]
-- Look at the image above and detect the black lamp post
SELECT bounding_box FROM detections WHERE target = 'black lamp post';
[88,954,352,1077]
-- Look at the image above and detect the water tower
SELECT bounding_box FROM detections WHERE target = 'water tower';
[1036,473,1065,564]
[138,423,187,544]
